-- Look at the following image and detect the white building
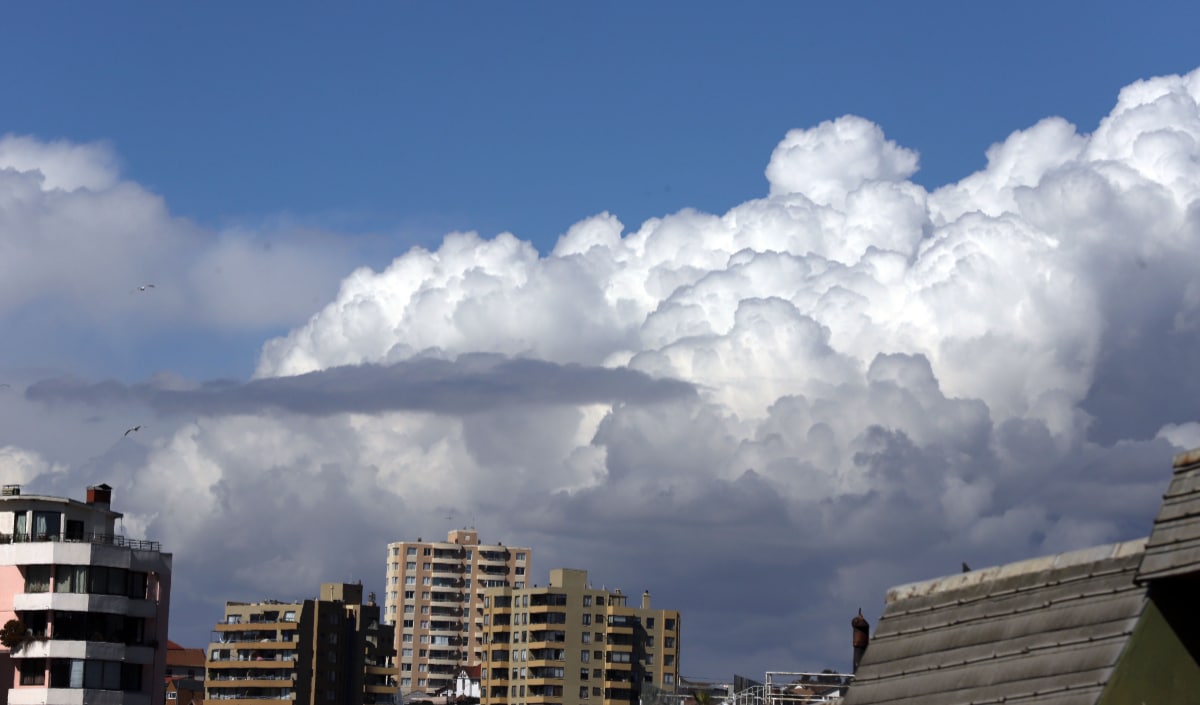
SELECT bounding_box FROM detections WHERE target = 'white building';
[0,483,172,705]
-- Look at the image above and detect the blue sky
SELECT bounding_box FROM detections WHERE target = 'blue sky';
[6,2,1196,255]
[3,1,1200,684]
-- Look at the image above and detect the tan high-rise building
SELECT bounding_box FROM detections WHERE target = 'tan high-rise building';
[384,530,531,694]
[206,582,396,704]
[479,568,680,705]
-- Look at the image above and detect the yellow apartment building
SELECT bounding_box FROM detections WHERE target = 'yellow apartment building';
[480,568,680,705]
[384,529,531,694]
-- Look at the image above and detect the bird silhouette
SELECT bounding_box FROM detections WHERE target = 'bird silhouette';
[132,284,155,292]
[962,562,971,573]
[124,425,143,437]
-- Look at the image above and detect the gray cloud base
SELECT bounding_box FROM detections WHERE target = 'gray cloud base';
[24,355,697,416]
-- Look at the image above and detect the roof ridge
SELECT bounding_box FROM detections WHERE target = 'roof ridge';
[885,537,1147,603]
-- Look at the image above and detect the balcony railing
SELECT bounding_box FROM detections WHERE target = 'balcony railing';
[0,530,161,552]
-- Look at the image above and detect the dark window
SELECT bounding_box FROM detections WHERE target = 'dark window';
[65,520,85,541]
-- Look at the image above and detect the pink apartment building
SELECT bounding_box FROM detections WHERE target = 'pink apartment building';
[0,483,172,705]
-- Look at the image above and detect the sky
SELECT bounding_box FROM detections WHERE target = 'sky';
[2,0,1200,682]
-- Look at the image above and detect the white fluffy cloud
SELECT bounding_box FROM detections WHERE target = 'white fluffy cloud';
[0,134,366,356]
[8,68,1200,678]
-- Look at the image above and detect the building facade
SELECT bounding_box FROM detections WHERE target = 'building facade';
[206,582,397,705]
[0,483,173,705]
[384,529,531,695]
[479,568,680,705]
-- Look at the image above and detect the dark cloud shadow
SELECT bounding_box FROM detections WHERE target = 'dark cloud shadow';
[24,353,697,417]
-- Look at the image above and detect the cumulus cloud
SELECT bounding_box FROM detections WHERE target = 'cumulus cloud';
[9,67,1200,678]
[0,134,371,378]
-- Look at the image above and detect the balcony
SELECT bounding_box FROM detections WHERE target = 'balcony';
[0,530,161,552]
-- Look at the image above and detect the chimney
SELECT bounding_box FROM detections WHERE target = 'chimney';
[87,484,113,508]
[642,590,651,609]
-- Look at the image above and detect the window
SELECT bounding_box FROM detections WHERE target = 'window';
[18,658,46,685]
[24,565,51,593]
[582,633,590,644]
[582,614,591,626]
[583,596,592,607]
[167,693,178,700]
[393,547,400,556]
[645,617,654,629]
[55,565,89,594]
[423,563,432,570]
[405,576,416,585]
[664,674,675,685]
[664,655,675,666]
[516,567,525,575]
[595,596,604,606]
[406,561,416,570]
[580,650,590,662]
[581,686,589,697]
[408,547,418,556]
[32,511,61,540]
[664,637,675,648]
[517,552,526,561]
[284,611,296,622]
[665,619,676,631]
[593,687,602,696]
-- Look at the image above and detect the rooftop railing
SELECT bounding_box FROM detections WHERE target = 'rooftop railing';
[0,531,161,552]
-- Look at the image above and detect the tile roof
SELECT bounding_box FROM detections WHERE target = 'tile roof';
[843,539,1148,705]
[1136,447,1200,582]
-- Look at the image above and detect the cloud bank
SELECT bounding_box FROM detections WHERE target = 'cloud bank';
[5,68,1200,678]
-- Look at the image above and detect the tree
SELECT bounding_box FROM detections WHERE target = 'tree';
[0,619,28,650]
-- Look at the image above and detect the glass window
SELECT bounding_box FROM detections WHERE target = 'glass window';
[32,511,60,540]
[24,565,51,593]
[56,565,88,593]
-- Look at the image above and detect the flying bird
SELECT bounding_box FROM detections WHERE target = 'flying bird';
[132,284,155,292]
[123,425,143,437]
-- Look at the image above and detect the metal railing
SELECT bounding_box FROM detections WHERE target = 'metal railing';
[0,531,161,552]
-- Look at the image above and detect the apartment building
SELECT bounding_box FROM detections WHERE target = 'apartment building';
[206,582,397,704]
[480,568,680,705]
[0,483,173,705]
[384,529,531,694]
